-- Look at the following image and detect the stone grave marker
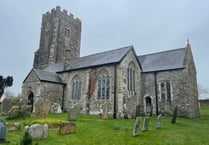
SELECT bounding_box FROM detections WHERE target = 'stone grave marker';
[102,101,109,119]
[156,114,162,129]
[60,122,76,135]
[171,106,178,124]
[25,124,48,140]
[136,104,140,117]
[133,117,141,136]
[0,119,9,143]
[68,103,81,121]
[142,116,150,132]
[7,122,21,132]
[50,103,62,114]
[35,99,51,119]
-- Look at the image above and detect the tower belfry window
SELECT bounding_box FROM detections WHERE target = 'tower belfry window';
[65,28,71,38]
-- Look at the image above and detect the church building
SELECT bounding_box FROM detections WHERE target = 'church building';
[22,6,200,118]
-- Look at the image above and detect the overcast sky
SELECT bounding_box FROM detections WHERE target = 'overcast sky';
[0,0,209,98]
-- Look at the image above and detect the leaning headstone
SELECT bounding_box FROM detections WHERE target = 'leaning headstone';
[102,101,109,119]
[7,106,20,119]
[0,119,9,143]
[133,117,141,136]
[35,99,51,119]
[50,103,62,114]
[60,122,76,135]
[156,114,162,129]
[171,106,178,124]
[25,124,48,140]
[68,103,81,121]
[142,116,150,131]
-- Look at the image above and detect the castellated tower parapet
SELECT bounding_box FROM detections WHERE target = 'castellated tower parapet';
[33,6,81,70]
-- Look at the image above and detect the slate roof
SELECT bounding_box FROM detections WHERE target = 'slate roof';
[138,47,186,72]
[43,63,64,72]
[64,45,134,71]
[32,69,64,84]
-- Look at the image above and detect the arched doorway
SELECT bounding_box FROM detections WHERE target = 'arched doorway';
[145,96,152,116]
[28,92,34,112]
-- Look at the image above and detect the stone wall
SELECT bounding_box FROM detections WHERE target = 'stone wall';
[141,68,199,118]
[61,50,141,118]
[22,71,64,112]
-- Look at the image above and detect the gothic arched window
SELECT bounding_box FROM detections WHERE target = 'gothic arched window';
[97,69,110,100]
[159,81,172,102]
[71,75,81,100]
[127,62,136,92]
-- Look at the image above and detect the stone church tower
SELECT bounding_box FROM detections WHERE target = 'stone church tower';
[33,6,81,69]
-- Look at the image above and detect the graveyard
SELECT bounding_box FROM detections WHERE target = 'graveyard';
[0,107,209,145]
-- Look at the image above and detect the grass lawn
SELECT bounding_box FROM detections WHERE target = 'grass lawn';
[1,107,209,145]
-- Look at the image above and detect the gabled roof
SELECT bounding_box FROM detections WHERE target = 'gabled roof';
[63,45,134,72]
[138,47,186,72]
[23,68,65,84]
[43,63,64,72]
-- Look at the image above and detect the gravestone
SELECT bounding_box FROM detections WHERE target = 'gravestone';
[133,117,141,136]
[68,103,81,121]
[171,106,178,124]
[25,124,48,140]
[142,116,150,131]
[20,105,32,117]
[156,114,162,129]
[35,99,51,119]
[102,101,109,119]
[50,103,62,114]
[60,122,76,135]
[0,119,9,143]
[7,106,20,119]
[136,105,140,117]
[7,122,21,132]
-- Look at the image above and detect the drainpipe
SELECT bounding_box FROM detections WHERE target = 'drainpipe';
[154,71,159,115]
[61,84,66,111]
[113,64,117,119]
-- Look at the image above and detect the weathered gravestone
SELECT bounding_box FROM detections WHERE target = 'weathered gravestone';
[0,119,9,143]
[133,117,141,136]
[50,103,62,114]
[136,105,140,117]
[68,103,81,121]
[156,114,162,129]
[7,106,20,119]
[25,124,48,140]
[142,116,150,131]
[60,122,76,135]
[102,101,109,119]
[7,122,21,132]
[1,97,25,115]
[35,99,51,119]
[171,106,178,124]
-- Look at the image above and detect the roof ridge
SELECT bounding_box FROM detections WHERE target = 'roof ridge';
[79,45,133,59]
[33,68,57,75]
[138,47,186,57]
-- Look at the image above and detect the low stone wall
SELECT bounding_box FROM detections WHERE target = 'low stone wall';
[199,99,209,108]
